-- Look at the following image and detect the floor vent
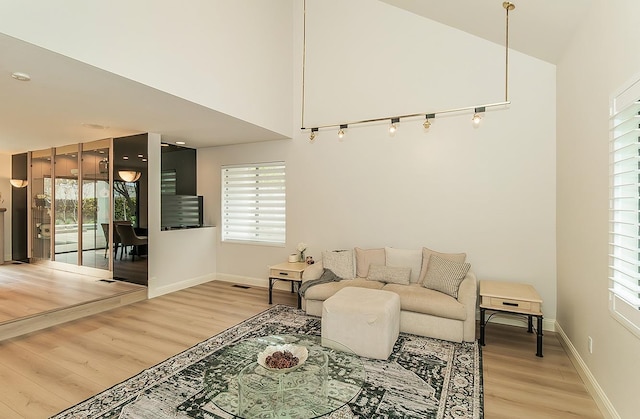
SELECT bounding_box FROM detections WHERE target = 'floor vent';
[232,284,250,289]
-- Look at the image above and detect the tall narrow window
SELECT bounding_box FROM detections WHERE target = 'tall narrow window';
[221,162,286,245]
[609,77,640,338]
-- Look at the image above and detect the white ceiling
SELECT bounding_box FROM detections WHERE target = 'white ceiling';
[0,33,287,154]
[0,0,592,154]
[380,0,592,64]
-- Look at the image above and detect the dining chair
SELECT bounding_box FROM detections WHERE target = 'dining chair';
[115,223,148,261]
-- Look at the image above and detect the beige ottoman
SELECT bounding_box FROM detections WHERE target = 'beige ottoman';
[322,287,400,360]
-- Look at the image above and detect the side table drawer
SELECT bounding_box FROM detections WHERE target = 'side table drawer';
[484,296,532,311]
[269,269,303,280]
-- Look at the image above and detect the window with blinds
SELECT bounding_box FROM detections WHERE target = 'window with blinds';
[609,77,640,338]
[221,162,286,245]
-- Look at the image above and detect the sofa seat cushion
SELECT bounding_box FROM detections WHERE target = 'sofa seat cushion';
[382,283,466,321]
[304,278,385,301]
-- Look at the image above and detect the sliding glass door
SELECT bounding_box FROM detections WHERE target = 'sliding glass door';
[81,140,110,270]
[30,149,52,262]
[53,145,80,265]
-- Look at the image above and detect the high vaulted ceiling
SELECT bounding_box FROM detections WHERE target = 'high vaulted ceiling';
[380,0,592,65]
[0,0,592,154]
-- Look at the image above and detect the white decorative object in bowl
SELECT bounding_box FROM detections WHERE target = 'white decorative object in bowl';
[257,344,308,372]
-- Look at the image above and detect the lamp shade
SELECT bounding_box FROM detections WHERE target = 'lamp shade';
[10,179,28,188]
[118,170,141,182]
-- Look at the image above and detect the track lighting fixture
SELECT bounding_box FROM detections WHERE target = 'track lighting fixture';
[423,114,435,130]
[309,128,318,142]
[300,1,516,140]
[389,118,400,135]
[472,107,485,127]
[338,124,347,139]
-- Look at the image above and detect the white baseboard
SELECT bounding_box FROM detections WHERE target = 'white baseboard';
[215,273,292,291]
[555,322,619,419]
[148,273,216,298]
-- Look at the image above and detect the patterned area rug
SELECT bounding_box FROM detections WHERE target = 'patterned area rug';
[51,305,483,418]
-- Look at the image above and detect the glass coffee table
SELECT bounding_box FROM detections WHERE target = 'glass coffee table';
[197,334,365,418]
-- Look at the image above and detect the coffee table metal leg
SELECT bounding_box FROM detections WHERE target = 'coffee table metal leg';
[527,315,533,333]
[479,307,486,346]
[536,315,544,357]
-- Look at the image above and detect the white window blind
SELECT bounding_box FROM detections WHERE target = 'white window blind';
[221,162,286,245]
[609,78,640,338]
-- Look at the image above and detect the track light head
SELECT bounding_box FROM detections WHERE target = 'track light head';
[472,107,485,127]
[389,118,400,134]
[338,124,347,139]
[309,128,318,142]
[423,114,435,130]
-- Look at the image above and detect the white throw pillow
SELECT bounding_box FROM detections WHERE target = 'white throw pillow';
[355,247,386,278]
[367,264,411,285]
[322,249,354,279]
[385,247,422,284]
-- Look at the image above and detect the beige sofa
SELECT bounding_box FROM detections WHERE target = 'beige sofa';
[301,247,477,343]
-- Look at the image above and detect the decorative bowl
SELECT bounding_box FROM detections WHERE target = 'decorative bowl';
[257,344,308,372]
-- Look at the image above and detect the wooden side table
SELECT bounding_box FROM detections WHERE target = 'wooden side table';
[479,280,544,357]
[268,261,307,309]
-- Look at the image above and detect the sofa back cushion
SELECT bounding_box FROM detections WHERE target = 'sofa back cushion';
[385,247,422,284]
[322,249,355,279]
[355,247,386,277]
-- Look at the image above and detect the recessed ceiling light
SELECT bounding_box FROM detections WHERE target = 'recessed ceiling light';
[81,123,108,130]
[176,141,186,145]
[123,156,129,160]
[11,72,31,81]
[161,143,169,147]
[142,158,147,162]
[137,154,144,158]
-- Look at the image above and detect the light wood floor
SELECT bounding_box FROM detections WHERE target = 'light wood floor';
[0,262,145,323]
[0,280,603,419]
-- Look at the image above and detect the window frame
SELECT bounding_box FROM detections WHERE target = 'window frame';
[221,161,286,246]
[609,75,640,339]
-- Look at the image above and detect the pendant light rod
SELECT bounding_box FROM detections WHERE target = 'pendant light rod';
[301,100,510,131]
[503,2,515,102]
[301,0,309,130]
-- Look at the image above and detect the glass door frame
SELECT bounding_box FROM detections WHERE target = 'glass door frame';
[27,139,115,278]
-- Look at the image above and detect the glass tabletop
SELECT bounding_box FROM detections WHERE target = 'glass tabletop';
[202,334,365,419]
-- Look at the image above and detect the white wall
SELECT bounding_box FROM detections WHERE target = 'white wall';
[557,1,640,418]
[198,0,558,321]
[146,133,217,298]
[0,152,10,261]
[0,0,293,137]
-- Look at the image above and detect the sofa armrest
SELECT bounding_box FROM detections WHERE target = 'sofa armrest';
[457,271,478,342]
[302,262,324,282]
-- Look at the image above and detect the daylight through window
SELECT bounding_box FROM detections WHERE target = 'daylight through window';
[221,162,286,245]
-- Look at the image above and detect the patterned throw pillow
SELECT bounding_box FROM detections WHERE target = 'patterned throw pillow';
[418,247,467,284]
[367,264,411,285]
[422,254,471,298]
[322,250,354,279]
